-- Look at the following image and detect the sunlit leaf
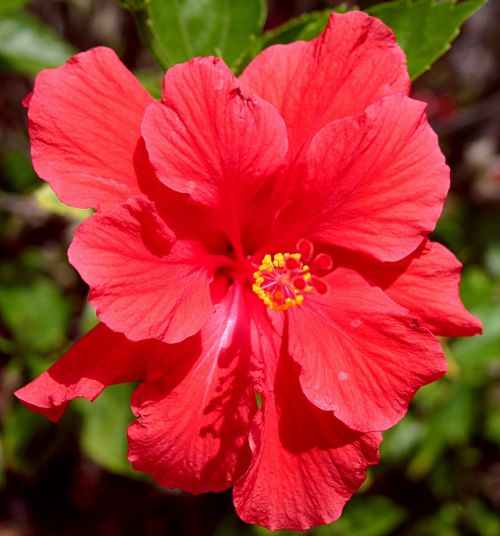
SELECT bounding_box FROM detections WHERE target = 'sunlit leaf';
[120,0,266,69]
[459,265,494,310]
[35,183,93,220]
[232,4,349,74]
[381,416,423,462]
[453,304,500,370]
[0,12,75,76]
[367,0,486,79]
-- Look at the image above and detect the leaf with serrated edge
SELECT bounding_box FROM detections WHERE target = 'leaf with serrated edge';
[367,0,486,80]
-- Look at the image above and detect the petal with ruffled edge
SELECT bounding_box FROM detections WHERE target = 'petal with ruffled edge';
[287,267,446,432]
[14,323,158,422]
[234,341,381,531]
[26,47,153,210]
[349,241,482,337]
[68,196,213,344]
[127,284,256,494]
[239,11,409,161]
[142,57,288,248]
[283,95,449,262]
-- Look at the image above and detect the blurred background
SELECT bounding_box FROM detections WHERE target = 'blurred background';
[0,0,499,534]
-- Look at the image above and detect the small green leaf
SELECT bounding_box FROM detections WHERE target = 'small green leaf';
[367,0,486,80]
[453,303,500,370]
[329,495,406,536]
[459,265,494,310]
[0,279,70,353]
[232,5,349,75]
[134,68,163,99]
[122,0,266,70]
[252,496,405,536]
[261,5,349,48]
[1,147,38,193]
[0,12,75,76]
[75,383,137,476]
[35,183,93,220]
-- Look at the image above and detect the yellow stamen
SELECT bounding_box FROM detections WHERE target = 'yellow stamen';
[252,252,312,311]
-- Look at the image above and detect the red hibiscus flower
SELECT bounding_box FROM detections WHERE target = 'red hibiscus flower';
[15,11,481,531]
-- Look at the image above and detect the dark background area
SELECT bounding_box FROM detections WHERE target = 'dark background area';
[0,1,499,535]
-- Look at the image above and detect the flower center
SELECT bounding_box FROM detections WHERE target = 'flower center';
[251,240,333,311]
[252,252,313,311]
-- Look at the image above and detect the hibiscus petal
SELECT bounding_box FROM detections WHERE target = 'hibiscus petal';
[68,196,213,344]
[289,95,449,262]
[26,47,153,210]
[239,11,409,161]
[234,348,381,531]
[287,267,447,432]
[14,323,154,422]
[127,285,256,494]
[351,241,482,337]
[141,57,288,244]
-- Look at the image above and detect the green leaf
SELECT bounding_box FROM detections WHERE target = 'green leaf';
[0,12,75,76]
[329,496,406,536]
[453,303,500,371]
[381,415,423,462]
[1,147,38,193]
[0,0,30,16]
[407,382,478,479]
[34,183,93,220]
[75,383,137,476]
[459,265,493,311]
[134,68,163,100]
[367,0,486,80]
[252,496,405,536]
[0,279,70,353]
[261,5,349,48]
[121,0,266,70]
[232,5,349,75]
[2,402,53,475]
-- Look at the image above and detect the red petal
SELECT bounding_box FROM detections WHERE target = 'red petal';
[142,57,287,244]
[371,241,482,337]
[287,267,447,432]
[14,323,154,422]
[127,285,256,493]
[287,95,449,262]
[68,196,213,344]
[240,11,409,161]
[234,349,381,531]
[27,47,153,210]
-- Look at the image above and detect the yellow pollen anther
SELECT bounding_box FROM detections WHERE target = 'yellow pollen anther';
[252,252,312,311]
